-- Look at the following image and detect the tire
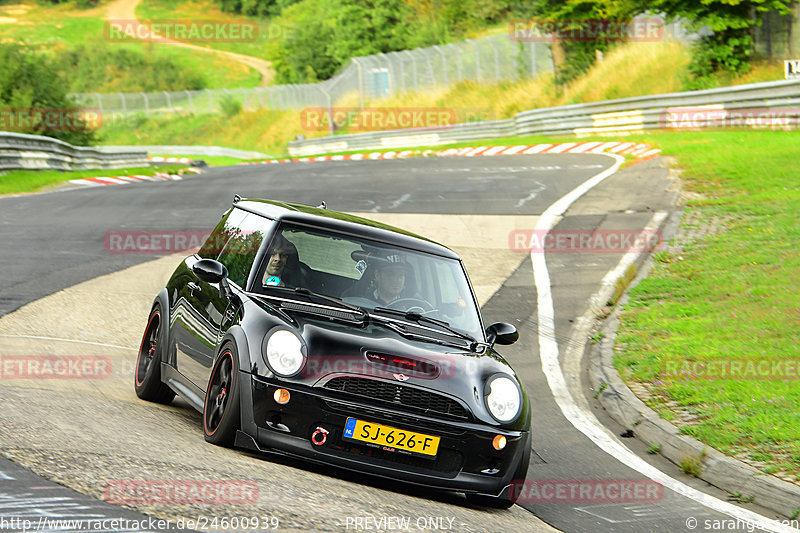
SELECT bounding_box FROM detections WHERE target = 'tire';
[203,344,241,446]
[134,304,176,404]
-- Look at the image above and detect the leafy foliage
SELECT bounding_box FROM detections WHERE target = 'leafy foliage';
[53,42,206,93]
[631,0,794,82]
[263,0,538,83]
[0,44,96,145]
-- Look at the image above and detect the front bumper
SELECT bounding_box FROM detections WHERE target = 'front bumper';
[238,372,529,496]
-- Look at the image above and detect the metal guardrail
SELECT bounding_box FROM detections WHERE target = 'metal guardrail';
[100,145,271,159]
[287,79,800,156]
[0,132,148,172]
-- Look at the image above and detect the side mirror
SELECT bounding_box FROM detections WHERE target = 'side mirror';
[485,322,519,346]
[192,259,227,284]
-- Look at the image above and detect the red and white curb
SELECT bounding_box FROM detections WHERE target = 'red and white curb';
[240,142,661,166]
[148,156,194,164]
[69,168,201,188]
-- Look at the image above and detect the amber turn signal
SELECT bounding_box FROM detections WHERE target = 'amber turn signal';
[492,435,507,450]
[274,388,290,405]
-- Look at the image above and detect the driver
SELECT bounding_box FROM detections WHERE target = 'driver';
[371,254,410,305]
[263,235,297,287]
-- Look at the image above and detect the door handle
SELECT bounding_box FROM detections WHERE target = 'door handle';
[188,282,200,294]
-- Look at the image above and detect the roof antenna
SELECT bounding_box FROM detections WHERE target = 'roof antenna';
[316,201,327,209]
[233,194,243,203]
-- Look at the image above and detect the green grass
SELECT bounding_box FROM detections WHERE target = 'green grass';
[613,129,800,480]
[0,165,179,195]
[97,110,300,155]
[136,0,274,62]
[0,1,261,89]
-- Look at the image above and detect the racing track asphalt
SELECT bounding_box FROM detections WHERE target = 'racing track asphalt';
[0,154,786,532]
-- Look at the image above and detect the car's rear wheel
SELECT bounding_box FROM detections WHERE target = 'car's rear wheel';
[203,345,240,446]
[134,304,176,404]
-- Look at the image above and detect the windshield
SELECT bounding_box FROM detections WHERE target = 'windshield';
[253,223,483,340]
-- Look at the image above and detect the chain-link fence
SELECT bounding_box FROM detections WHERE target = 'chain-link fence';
[70,35,552,121]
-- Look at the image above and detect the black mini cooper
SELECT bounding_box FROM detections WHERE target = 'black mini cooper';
[135,197,531,507]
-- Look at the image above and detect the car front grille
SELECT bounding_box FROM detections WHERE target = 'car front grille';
[323,376,469,419]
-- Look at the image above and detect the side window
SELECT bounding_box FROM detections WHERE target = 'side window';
[217,213,272,288]
[215,211,272,288]
[197,208,248,259]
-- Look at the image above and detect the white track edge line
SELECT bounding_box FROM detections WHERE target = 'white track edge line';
[0,334,136,352]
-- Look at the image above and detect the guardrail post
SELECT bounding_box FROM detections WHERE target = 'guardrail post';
[142,93,149,118]
[530,41,538,77]
[164,91,172,114]
[185,90,194,114]
[206,89,213,113]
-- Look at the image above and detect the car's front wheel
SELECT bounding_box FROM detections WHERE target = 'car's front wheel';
[203,344,240,446]
[134,304,176,404]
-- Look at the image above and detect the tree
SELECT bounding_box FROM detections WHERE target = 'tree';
[0,44,96,145]
[528,0,639,84]
[630,0,795,79]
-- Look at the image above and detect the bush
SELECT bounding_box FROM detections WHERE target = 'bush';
[0,44,97,145]
[219,94,243,117]
[53,42,207,93]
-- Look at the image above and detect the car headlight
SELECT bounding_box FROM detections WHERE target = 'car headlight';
[265,329,305,377]
[485,375,521,423]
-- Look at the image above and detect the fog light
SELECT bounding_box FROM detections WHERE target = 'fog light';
[274,388,290,405]
[492,435,507,450]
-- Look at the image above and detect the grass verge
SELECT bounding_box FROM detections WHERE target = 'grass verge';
[613,129,800,483]
[0,1,261,89]
[0,166,180,195]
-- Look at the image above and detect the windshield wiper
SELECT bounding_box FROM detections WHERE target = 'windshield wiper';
[291,287,366,315]
[371,307,479,349]
[249,287,366,319]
